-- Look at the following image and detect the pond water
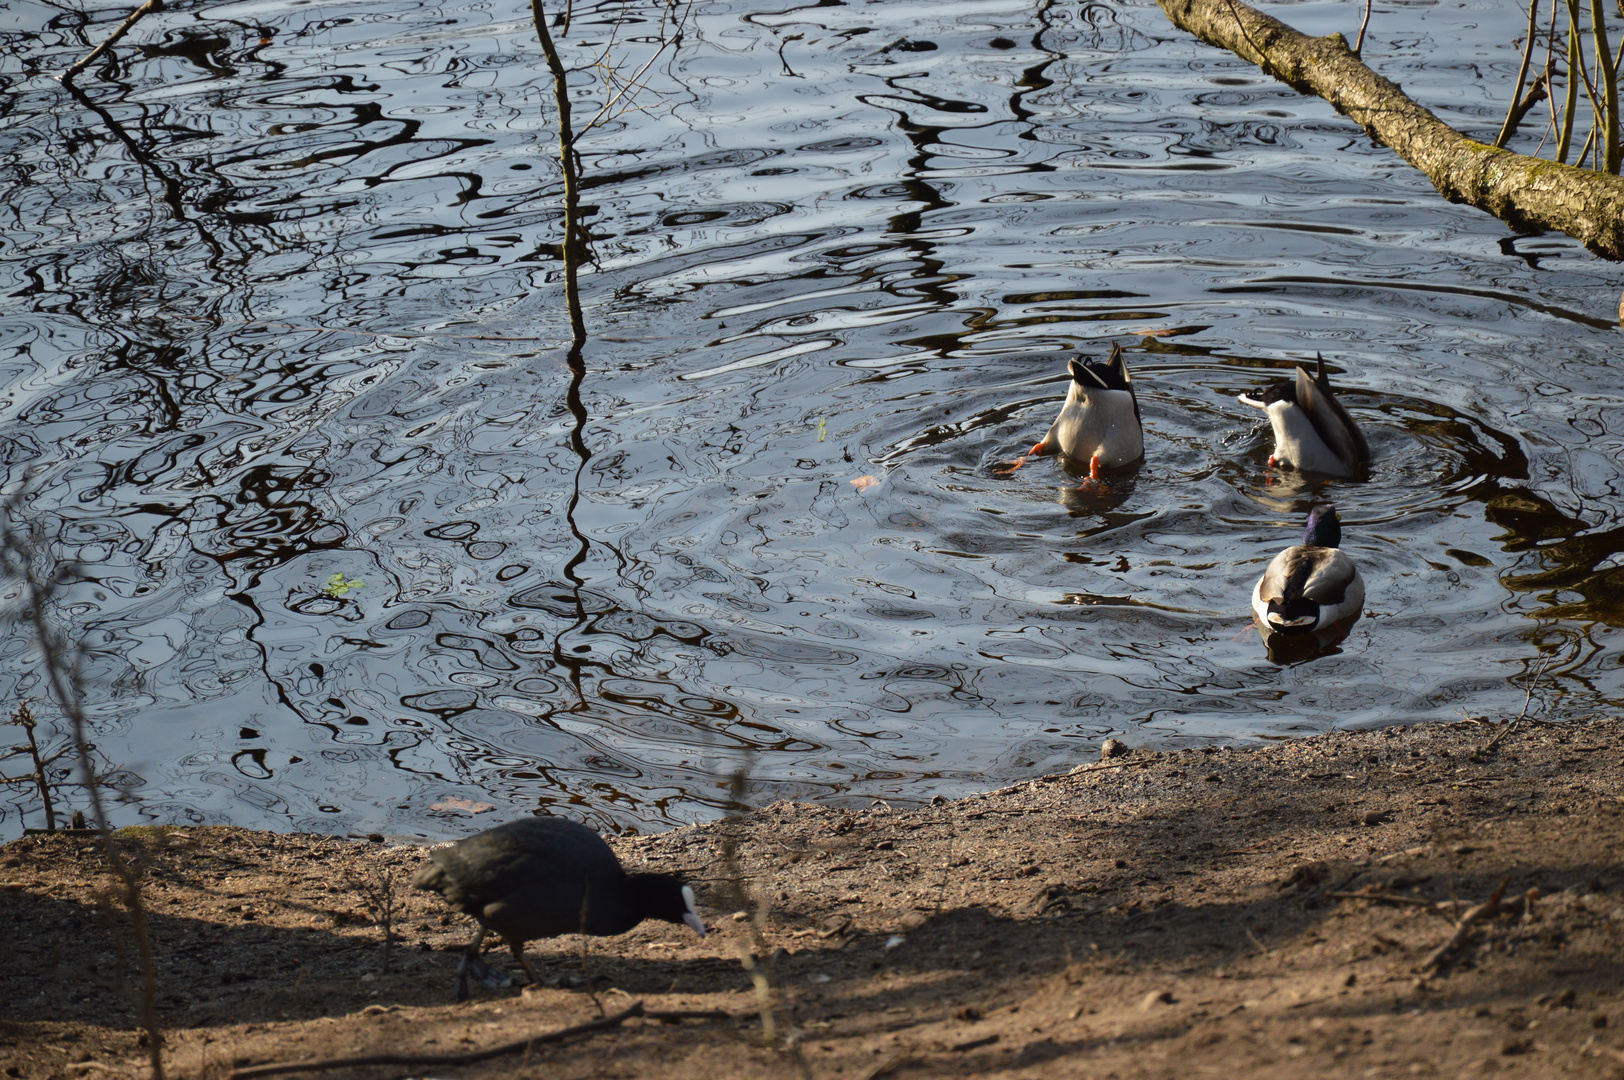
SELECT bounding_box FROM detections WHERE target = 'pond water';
[1,0,1620,839]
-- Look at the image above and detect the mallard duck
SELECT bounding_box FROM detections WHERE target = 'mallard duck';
[1238,353,1369,476]
[414,817,705,1000]
[996,344,1143,479]
[1251,504,1365,635]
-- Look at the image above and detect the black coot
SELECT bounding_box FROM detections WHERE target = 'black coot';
[413,816,706,999]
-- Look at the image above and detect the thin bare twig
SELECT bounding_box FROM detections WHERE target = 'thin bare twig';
[1502,70,1551,144]
[1354,0,1374,57]
[530,2,587,346]
[1589,0,1621,171]
[1417,875,1510,975]
[574,0,697,140]
[342,862,402,971]
[1557,0,1584,161]
[1221,0,1277,78]
[0,506,165,1079]
[4,703,57,830]
[1497,0,1544,146]
[60,0,163,85]
[718,763,813,1080]
[1479,653,1554,755]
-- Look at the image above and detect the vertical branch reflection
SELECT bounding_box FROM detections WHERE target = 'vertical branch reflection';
[557,339,593,703]
[59,79,190,230]
[526,1,694,703]
[533,1,591,706]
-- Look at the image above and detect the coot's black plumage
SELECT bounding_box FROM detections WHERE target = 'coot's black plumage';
[413,816,705,1000]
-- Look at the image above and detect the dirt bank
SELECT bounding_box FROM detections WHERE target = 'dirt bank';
[5,716,1624,1079]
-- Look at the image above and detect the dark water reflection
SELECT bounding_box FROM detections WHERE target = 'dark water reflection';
[1,0,1620,837]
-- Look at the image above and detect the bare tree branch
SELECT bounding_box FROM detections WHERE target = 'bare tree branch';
[59,0,163,85]
[1158,0,1624,256]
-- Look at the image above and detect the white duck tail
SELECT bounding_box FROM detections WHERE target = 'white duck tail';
[1034,343,1144,476]
[1239,353,1369,476]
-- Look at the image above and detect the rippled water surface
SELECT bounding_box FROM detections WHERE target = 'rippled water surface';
[2,0,1621,837]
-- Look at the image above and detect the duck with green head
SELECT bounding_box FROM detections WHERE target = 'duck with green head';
[1251,504,1364,635]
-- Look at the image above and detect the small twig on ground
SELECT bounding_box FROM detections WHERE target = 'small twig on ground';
[858,1051,914,1080]
[1327,890,1439,908]
[1329,888,1544,923]
[1479,654,1554,756]
[59,0,163,85]
[718,763,812,1080]
[228,1002,663,1079]
[1417,875,1511,976]
[1515,654,1554,722]
[341,862,402,971]
[1068,760,1136,775]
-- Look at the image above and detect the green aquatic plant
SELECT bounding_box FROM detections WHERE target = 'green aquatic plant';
[322,573,366,598]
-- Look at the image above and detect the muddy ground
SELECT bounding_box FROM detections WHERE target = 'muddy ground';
[4,716,1624,1079]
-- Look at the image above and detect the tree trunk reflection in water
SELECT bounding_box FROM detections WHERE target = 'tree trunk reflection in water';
[523,3,695,702]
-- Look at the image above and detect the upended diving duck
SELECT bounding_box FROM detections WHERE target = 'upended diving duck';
[995,344,1143,479]
[1251,504,1364,636]
[1238,353,1370,476]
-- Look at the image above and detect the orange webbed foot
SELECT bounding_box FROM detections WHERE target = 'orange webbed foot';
[1072,455,1112,493]
[992,443,1050,476]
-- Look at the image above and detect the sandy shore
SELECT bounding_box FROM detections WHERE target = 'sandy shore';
[5,716,1623,1079]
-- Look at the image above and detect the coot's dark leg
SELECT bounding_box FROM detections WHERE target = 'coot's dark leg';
[453,927,487,1002]
[508,938,542,987]
[453,926,516,1000]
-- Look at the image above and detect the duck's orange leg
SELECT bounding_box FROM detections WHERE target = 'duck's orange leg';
[1074,454,1109,492]
[992,442,1051,476]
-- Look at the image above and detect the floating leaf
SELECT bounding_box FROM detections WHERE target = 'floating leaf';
[850,475,881,492]
[323,573,366,598]
[430,798,496,814]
